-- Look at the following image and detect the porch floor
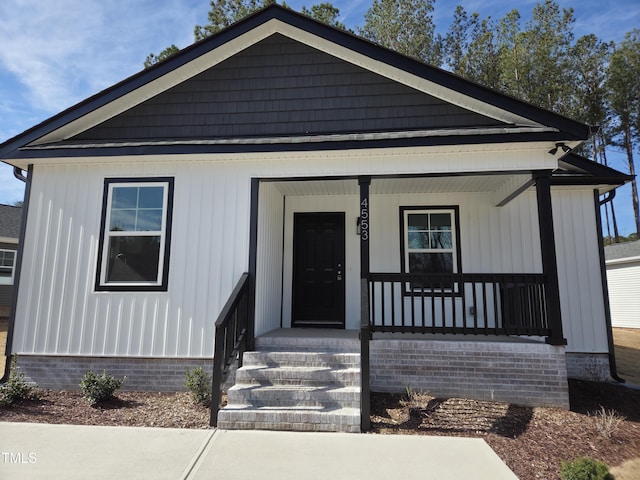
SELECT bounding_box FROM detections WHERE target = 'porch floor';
[258,328,545,344]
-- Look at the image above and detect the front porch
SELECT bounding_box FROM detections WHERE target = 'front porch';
[213,328,568,432]
[211,171,569,430]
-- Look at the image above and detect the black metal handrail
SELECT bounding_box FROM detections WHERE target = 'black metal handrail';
[368,272,551,338]
[210,272,250,427]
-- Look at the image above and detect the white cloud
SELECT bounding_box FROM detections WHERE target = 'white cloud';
[0,0,200,114]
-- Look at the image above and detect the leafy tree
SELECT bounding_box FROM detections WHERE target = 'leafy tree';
[496,1,575,113]
[301,3,347,30]
[358,0,442,66]
[443,7,500,89]
[144,45,180,69]
[607,29,640,235]
[194,0,276,42]
[145,0,348,67]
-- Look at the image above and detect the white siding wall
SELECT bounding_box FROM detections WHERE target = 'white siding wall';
[370,191,542,274]
[16,161,252,358]
[606,260,640,329]
[13,151,607,358]
[552,189,608,353]
[254,183,284,335]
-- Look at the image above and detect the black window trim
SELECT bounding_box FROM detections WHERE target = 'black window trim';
[399,205,463,296]
[95,176,174,292]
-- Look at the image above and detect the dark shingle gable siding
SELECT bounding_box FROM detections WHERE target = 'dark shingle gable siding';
[74,34,503,141]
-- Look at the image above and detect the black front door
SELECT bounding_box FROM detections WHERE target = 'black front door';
[292,212,345,328]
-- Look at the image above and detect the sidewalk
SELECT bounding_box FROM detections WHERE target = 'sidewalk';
[0,423,518,480]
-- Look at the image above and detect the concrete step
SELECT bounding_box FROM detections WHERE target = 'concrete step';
[234,365,360,386]
[227,384,360,409]
[255,335,359,354]
[217,406,361,433]
[242,351,360,369]
[220,339,362,432]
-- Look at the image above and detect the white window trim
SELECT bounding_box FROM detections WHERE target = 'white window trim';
[98,180,170,288]
[0,248,16,285]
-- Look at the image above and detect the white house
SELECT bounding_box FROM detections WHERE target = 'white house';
[605,240,640,329]
[0,6,631,431]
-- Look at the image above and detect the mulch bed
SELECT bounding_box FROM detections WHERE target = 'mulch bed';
[370,380,640,480]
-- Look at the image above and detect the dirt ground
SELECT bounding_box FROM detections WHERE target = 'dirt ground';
[0,318,7,376]
[613,328,640,386]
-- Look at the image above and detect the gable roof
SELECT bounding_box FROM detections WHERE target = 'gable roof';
[0,204,22,241]
[605,240,640,262]
[0,5,593,162]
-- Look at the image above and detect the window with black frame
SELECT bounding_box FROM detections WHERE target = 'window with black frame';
[402,207,459,291]
[96,178,173,291]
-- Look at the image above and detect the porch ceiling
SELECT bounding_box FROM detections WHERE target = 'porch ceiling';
[271,174,529,196]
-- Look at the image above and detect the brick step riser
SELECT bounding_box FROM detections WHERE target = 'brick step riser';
[242,352,360,369]
[234,369,360,386]
[254,340,360,354]
[227,389,360,408]
[217,409,360,433]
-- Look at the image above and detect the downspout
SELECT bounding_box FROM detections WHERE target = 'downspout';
[595,189,625,383]
[0,165,32,383]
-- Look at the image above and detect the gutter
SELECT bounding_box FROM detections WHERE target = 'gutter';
[594,189,625,384]
[0,166,31,383]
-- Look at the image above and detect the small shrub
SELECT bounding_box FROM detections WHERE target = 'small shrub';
[560,457,613,480]
[591,406,625,440]
[79,370,125,405]
[0,356,39,406]
[185,367,211,405]
[400,386,433,410]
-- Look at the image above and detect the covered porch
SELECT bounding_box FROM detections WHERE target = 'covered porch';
[210,169,570,430]
[252,171,564,344]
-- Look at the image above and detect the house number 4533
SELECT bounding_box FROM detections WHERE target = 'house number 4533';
[360,198,369,241]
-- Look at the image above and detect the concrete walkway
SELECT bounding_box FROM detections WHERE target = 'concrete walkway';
[0,423,518,480]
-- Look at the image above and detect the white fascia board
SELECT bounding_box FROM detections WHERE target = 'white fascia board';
[606,256,640,266]
[32,19,546,147]
[17,142,559,174]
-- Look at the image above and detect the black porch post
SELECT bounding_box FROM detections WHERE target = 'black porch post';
[534,172,566,346]
[359,176,371,431]
[247,177,259,351]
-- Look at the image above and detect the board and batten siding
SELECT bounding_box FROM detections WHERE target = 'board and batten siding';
[606,259,640,329]
[254,182,285,335]
[12,150,605,358]
[552,189,609,353]
[14,161,252,358]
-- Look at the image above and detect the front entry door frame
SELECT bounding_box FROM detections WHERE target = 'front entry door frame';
[291,212,346,328]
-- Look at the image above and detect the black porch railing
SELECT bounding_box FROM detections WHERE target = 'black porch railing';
[368,272,551,337]
[210,272,250,427]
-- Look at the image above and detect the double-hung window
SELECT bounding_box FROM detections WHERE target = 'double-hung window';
[96,178,174,291]
[0,249,16,285]
[401,207,460,290]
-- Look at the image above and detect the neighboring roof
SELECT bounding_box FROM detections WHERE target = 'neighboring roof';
[0,204,22,240]
[605,240,640,262]
[0,4,592,163]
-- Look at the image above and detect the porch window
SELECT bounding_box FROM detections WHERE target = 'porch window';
[0,249,16,285]
[401,207,460,290]
[96,178,174,291]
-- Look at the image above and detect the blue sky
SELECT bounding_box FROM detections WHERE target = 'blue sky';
[0,0,638,233]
